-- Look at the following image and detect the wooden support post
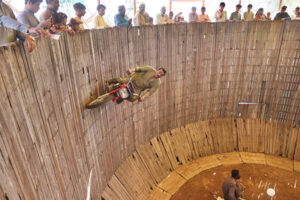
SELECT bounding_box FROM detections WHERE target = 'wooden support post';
[134,0,137,15]
[278,0,282,10]
[169,0,172,12]
[202,0,205,7]
[97,0,100,5]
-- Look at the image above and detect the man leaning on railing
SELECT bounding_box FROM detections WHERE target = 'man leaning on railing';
[0,0,47,52]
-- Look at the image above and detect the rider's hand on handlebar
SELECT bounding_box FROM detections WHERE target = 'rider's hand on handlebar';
[127,69,133,75]
[138,97,143,102]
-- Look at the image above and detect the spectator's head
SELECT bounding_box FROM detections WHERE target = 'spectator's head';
[118,5,126,16]
[169,11,174,19]
[156,67,167,78]
[161,6,166,15]
[295,7,300,15]
[46,0,59,12]
[247,4,253,12]
[25,0,43,13]
[281,6,287,13]
[69,17,82,32]
[53,12,67,25]
[267,12,271,17]
[220,2,225,11]
[191,6,197,14]
[149,17,153,24]
[97,4,106,16]
[201,7,206,15]
[139,3,145,13]
[73,3,86,18]
[231,170,240,180]
[256,8,264,15]
[236,4,242,12]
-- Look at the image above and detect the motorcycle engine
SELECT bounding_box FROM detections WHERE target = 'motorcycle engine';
[119,88,130,99]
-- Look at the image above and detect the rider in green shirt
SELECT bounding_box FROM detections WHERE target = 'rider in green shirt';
[106,65,166,102]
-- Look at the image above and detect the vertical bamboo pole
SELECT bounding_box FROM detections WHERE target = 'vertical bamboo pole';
[169,0,172,11]
[202,0,205,7]
[97,0,100,5]
[134,0,137,15]
[278,0,282,10]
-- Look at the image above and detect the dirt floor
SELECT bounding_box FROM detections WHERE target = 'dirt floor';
[171,164,300,200]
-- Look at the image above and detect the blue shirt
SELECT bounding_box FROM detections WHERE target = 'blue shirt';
[114,13,131,27]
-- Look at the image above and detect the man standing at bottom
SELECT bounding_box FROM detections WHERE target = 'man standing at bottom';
[222,170,244,200]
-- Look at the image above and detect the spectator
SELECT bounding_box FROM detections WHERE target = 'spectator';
[18,0,50,28]
[134,3,149,26]
[266,12,271,20]
[94,4,110,28]
[274,6,291,21]
[69,17,82,32]
[0,0,46,51]
[169,11,174,21]
[156,6,171,24]
[148,16,153,25]
[199,7,210,22]
[243,4,254,21]
[189,7,199,22]
[230,4,242,21]
[215,2,227,22]
[291,7,299,20]
[49,12,68,33]
[144,12,152,24]
[72,2,86,30]
[178,16,186,23]
[255,8,266,21]
[114,5,132,27]
[39,0,59,22]
[296,11,300,20]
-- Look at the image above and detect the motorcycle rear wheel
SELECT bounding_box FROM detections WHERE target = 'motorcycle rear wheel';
[86,93,115,109]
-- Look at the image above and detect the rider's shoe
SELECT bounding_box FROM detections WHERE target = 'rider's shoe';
[116,98,124,104]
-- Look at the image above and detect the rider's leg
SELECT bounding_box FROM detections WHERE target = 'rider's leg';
[126,89,141,102]
[106,77,130,91]
[106,77,129,84]
[127,96,138,102]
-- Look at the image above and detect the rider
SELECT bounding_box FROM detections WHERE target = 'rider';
[106,65,166,103]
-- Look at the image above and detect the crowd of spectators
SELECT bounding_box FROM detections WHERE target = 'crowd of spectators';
[1,0,300,52]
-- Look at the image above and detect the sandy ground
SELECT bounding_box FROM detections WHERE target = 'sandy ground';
[171,164,300,200]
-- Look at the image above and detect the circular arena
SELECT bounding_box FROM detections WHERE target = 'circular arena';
[0,1,300,200]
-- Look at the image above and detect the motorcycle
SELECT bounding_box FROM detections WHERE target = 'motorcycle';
[86,78,140,109]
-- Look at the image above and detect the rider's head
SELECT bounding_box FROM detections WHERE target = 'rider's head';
[156,67,167,78]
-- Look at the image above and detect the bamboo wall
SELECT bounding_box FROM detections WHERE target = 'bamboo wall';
[0,21,299,199]
[102,118,300,200]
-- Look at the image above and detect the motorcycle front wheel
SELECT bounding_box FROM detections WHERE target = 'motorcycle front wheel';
[86,93,115,109]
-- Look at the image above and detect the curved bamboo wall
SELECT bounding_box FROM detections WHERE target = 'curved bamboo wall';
[0,21,299,200]
[101,118,300,200]
[148,152,300,200]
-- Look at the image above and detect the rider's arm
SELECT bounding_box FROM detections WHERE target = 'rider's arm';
[0,14,29,34]
[131,66,155,73]
[141,80,161,99]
